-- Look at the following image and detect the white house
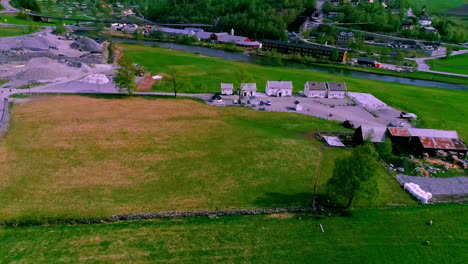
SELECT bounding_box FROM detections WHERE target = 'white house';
[327,82,347,98]
[265,81,293,97]
[221,83,233,95]
[240,83,257,97]
[303,81,327,98]
[418,13,432,26]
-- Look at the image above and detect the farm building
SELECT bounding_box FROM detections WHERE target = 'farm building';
[240,83,257,97]
[353,126,388,144]
[387,127,467,156]
[326,82,347,98]
[265,81,293,97]
[303,81,327,98]
[221,83,233,95]
[261,40,348,63]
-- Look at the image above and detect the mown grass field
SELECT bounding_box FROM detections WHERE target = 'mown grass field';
[428,53,468,75]
[0,204,466,263]
[0,25,34,37]
[413,0,468,13]
[0,95,414,222]
[121,44,468,140]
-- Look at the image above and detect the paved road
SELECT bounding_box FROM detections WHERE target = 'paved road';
[410,50,468,78]
[0,0,19,13]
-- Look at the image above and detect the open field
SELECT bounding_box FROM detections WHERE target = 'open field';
[0,25,33,37]
[121,44,468,140]
[0,13,52,26]
[0,95,414,222]
[427,54,468,75]
[413,0,468,13]
[0,204,466,263]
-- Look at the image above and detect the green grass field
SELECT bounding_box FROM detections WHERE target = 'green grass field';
[0,204,466,263]
[0,95,414,223]
[0,25,34,37]
[0,14,51,26]
[413,0,468,13]
[427,53,468,75]
[121,44,468,140]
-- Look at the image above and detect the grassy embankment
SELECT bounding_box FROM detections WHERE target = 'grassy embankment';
[0,25,37,37]
[121,44,468,140]
[427,53,468,75]
[412,0,468,13]
[0,96,414,222]
[0,13,51,26]
[0,204,466,263]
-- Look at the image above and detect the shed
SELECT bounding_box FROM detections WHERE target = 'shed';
[221,83,233,95]
[240,83,257,97]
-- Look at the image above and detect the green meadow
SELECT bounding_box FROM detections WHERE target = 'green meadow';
[428,53,468,75]
[121,44,468,140]
[0,204,466,263]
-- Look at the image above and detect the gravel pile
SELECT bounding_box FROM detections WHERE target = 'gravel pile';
[0,35,52,51]
[15,57,82,81]
[70,37,102,53]
[397,174,468,195]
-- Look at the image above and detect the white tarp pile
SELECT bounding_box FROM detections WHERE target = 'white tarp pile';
[404,182,432,204]
[152,75,163,80]
[81,74,110,84]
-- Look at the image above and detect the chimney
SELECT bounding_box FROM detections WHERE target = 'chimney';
[230,28,234,36]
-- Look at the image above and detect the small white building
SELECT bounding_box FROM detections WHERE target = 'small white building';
[418,13,432,26]
[326,82,347,99]
[240,83,257,97]
[265,81,293,97]
[221,83,233,95]
[303,81,327,98]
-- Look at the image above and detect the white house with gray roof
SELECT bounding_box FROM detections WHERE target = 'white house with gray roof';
[220,83,233,95]
[303,81,327,98]
[265,81,293,97]
[240,83,257,96]
[326,82,347,98]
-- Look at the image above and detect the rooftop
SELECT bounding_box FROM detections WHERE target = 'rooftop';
[241,83,257,91]
[305,81,327,90]
[388,127,459,138]
[327,82,347,91]
[267,81,293,90]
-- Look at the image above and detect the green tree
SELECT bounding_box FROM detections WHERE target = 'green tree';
[115,67,136,95]
[134,27,144,44]
[52,22,67,35]
[395,52,405,64]
[164,67,186,98]
[115,54,137,95]
[234,68,253,101]
[445,46,453,58]
[327,144,380,208]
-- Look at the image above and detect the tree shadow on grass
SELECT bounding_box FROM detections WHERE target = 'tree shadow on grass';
[254,192,314,208]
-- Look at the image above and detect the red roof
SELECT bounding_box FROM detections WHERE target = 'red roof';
[388,127,411,137]
[418,137,468,150]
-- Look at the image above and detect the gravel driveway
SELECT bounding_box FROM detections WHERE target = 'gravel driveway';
[397,174,468,202]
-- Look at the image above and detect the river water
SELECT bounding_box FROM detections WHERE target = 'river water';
[77,32,467,90]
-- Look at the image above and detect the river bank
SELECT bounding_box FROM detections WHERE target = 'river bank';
[80,30,467,90]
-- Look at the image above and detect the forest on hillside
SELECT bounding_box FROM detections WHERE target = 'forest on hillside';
[116,0,317,40]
